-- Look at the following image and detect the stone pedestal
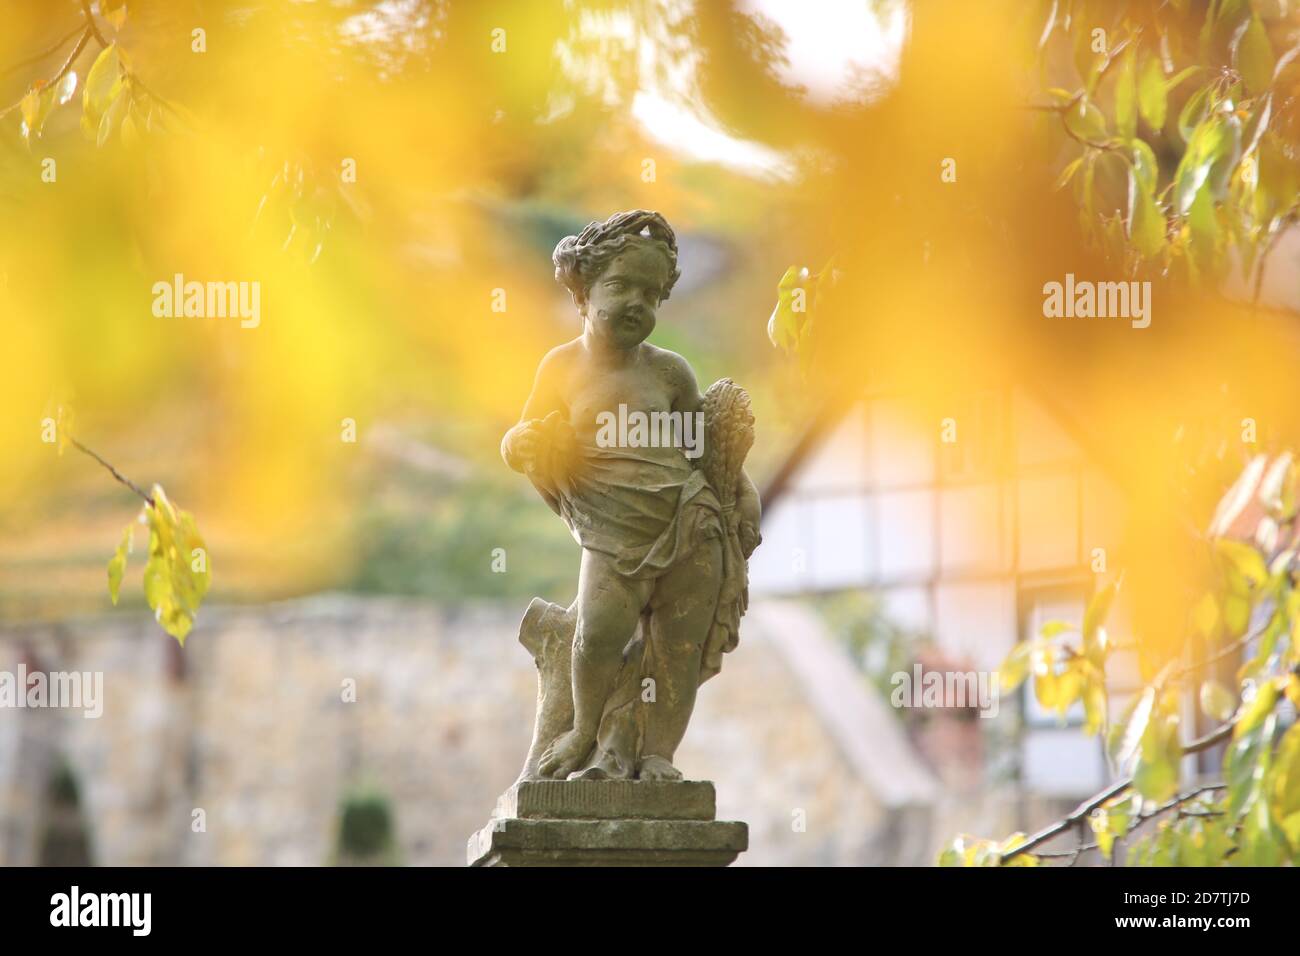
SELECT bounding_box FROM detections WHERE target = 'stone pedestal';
[467,780,747,867]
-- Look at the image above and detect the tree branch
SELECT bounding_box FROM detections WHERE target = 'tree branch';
[79,0,109,48]
[0,27,91,119]
[1002,721,1239,863]
[1,21,85,78]
[69,436,155,508]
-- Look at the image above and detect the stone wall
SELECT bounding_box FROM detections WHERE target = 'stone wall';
[0,594,948,866]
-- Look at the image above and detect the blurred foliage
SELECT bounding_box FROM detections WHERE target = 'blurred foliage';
[0,0,814,618]
[1032,0,1300,291]
[347,477,576,601]
[946,452,1300,866]
[812,589,925,712]
[332,786,399,865]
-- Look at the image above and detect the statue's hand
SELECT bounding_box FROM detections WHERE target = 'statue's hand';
[502,419,546,473]
[738,521,761,559]
[504,413,580,493]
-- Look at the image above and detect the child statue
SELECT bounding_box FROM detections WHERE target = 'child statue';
[501,210,762,783]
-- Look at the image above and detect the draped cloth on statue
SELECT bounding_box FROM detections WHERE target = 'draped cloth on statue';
[558,443,722,580]
[556,441,745,684]
[514,389,755,783]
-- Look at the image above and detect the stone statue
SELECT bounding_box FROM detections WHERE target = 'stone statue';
[500,209,762,785]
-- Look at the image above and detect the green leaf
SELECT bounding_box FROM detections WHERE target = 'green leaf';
[83,43,120,122]
[1187,179,1220,274]
[1207,113,1242,201]
[1242,94,1272,158]
[97,79,128,147]
[1178,85,1211,143]
[1115,46,1137,140]
[1174,116,1226,215]
[1130,139,1159,195]
[1129,182,1166,258]
[107,523,133,606]
[1270,724,1300,852]
[1082,672,1108,736]
[1053,156,1084,191]
[1225,712,1274,817]
[1040,619,1075,639]
[1223,593,1251,639]
[1110,686,1155,771]
[1064,98,1108,142]
[1138,55,1167,130]
[1192,591,1219,638]
[1089,795,1133,860]
[1256,131,1299,223]
[1234,15,1275,97]
[1199,678,1237,722]
[1165,65,1202,94]
[140,484,210,646]
[999,639,1035,692]
[1134,700,1182,803]
[1234,679,1279,740]
[1083,581,1119,645]
[1215,538,1269,591]
[766,266,808,355]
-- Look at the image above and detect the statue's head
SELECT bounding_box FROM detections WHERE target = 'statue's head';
[552,210,681,350]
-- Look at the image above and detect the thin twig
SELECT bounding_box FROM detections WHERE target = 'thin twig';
[69,436,155,508]
[1,21,85,78]
[1169,632,1253,681]
[79,0,108,48]
[0,27,91,119]
[1002,722,1239,863]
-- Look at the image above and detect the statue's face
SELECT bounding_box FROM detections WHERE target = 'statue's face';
[583,242,672,350]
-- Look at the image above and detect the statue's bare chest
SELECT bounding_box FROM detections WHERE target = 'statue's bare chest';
[564,363,676,434]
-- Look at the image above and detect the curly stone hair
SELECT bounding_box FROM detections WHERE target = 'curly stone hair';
[552,209,681,308]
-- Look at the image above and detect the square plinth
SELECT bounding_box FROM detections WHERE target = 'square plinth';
[468,780,747,867]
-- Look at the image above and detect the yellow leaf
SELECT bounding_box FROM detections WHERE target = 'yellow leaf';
[82,43,120,127]
[1270,724,1300,851]
[998,640,1034,691]
[1215,538,1268,591]
[1234,679,1279,740]
[1191,591,1219,638]
[107,524,133,606]
[1082,673,1107,736]
[20,89,40,140]
[1199,679,1236,723]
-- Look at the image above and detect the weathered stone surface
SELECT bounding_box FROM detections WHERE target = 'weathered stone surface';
[469,778,746,867]
[469,818,747,867]
[496,779,715,821]
[500,210,763,786]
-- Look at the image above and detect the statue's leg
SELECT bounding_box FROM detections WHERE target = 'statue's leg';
[537,548,653,779]
[638,535,724,780]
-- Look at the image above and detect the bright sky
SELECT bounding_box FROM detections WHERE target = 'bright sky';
[746,0,907,103]
[632,0,907,179]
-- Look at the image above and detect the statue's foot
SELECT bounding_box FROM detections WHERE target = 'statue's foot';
[538,729,595,779]
[636,754,683,782]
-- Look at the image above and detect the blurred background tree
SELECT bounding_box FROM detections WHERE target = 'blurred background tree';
[1,0,1298,759]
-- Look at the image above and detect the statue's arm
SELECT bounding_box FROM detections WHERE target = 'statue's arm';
[502,350,567,515]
